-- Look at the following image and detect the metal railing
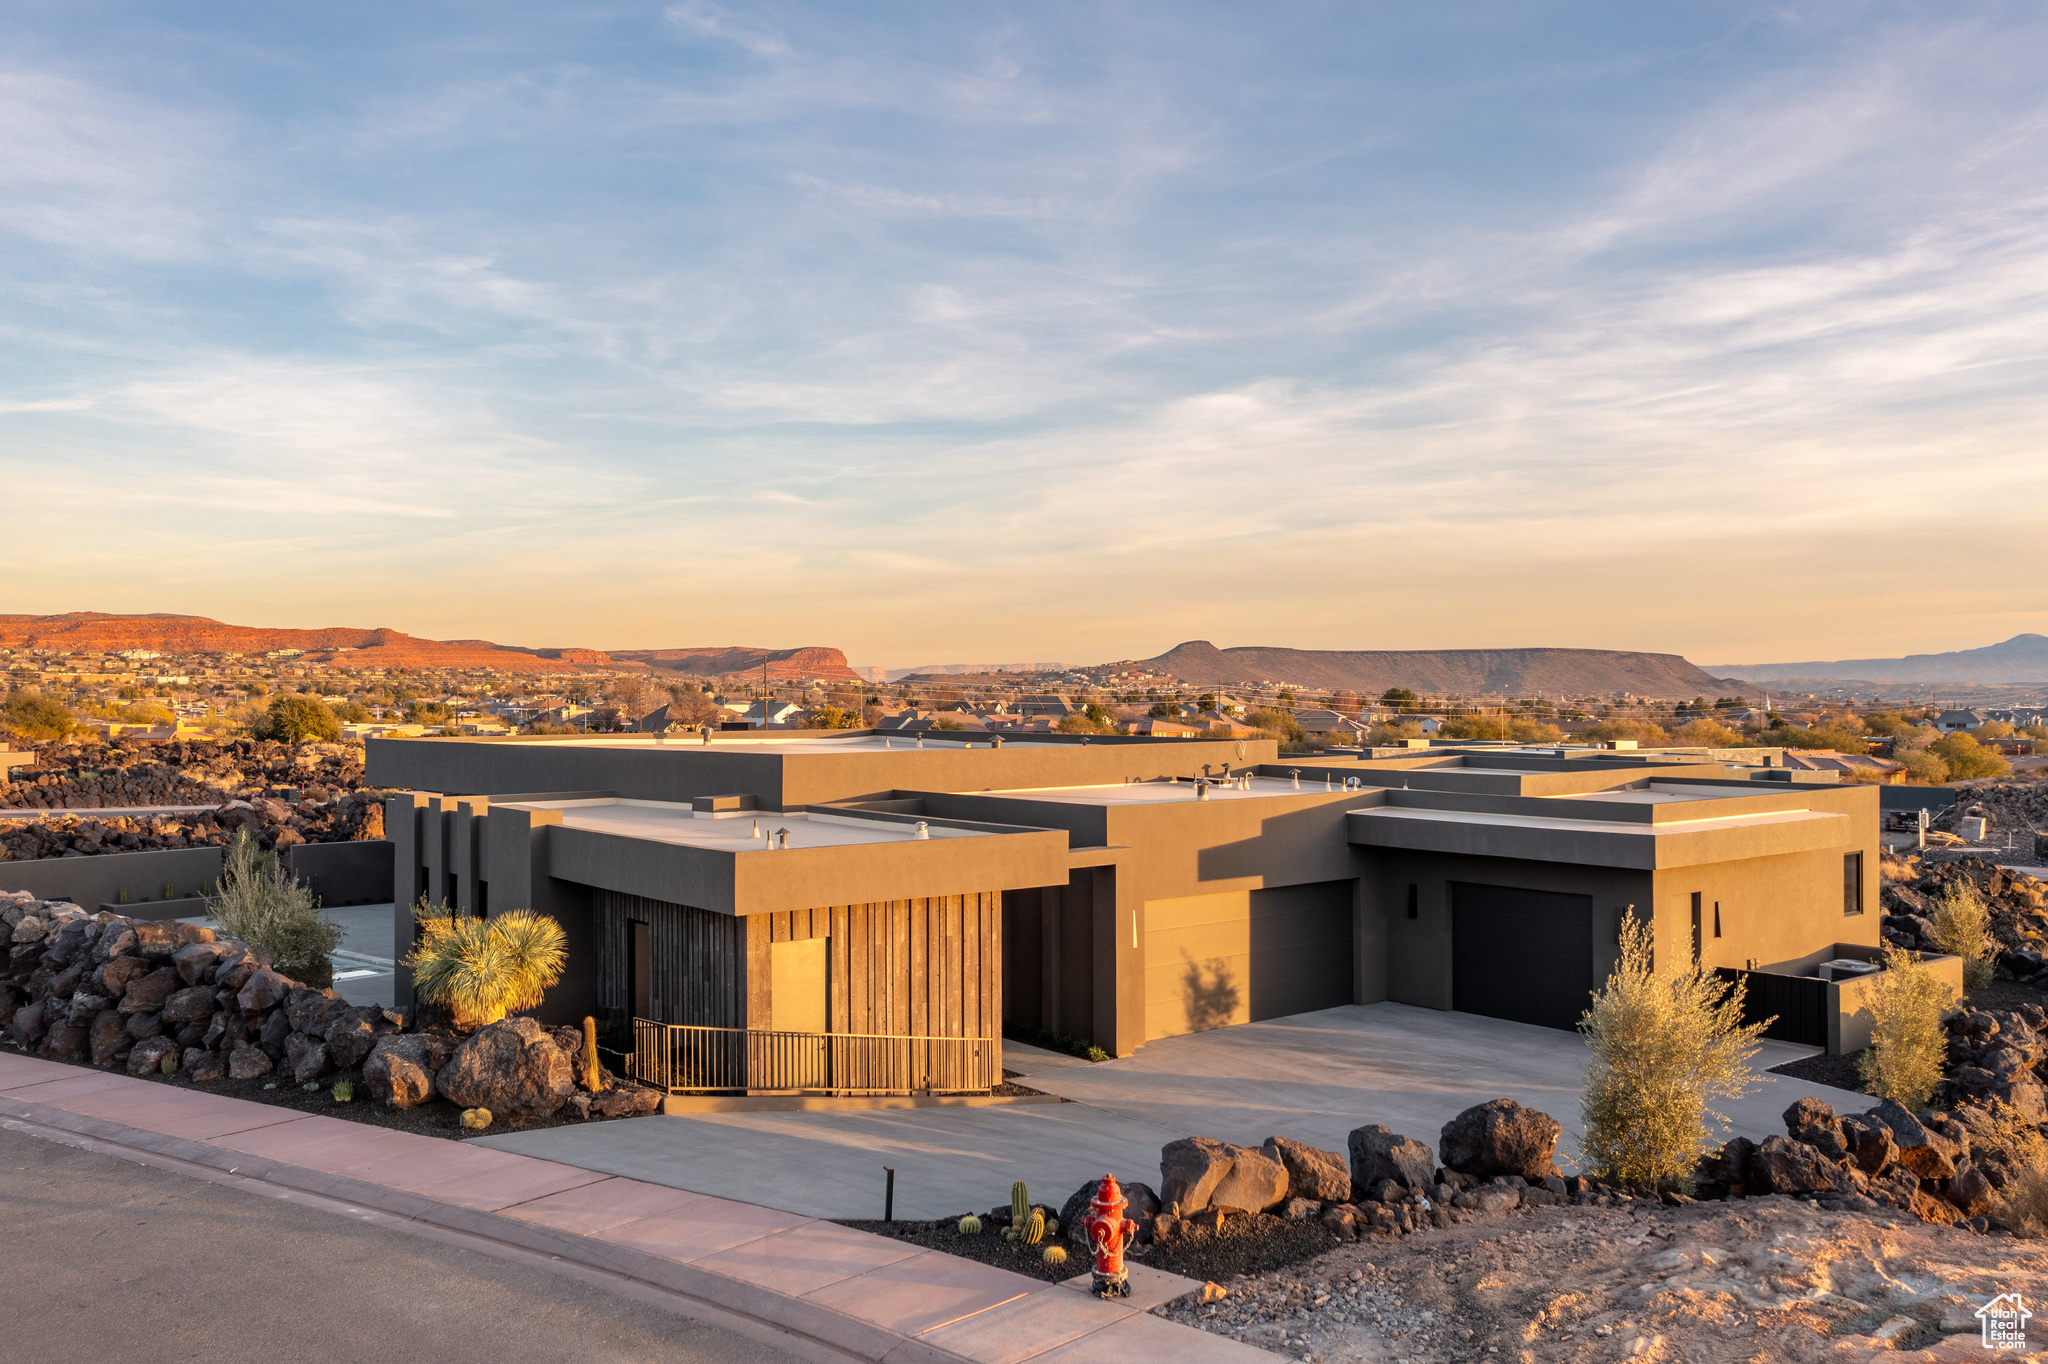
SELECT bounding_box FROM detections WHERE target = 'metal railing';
[631,1019,1001,1095]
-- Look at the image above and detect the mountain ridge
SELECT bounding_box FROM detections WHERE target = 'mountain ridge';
[1129,640,1728,698]
[1709,634,2048,684]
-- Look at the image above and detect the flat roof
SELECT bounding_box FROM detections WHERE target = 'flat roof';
[464,733,1060,755]
[1350,805,1843,836]
[495,797,990,850]
[981,775,1331,806]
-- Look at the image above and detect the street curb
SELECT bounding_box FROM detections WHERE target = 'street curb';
[0,1093,941,1363]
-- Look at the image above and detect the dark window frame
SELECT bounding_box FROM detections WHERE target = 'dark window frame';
[1843,852,1864,917]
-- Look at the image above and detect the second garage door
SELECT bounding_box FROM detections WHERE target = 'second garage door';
[1450,882,1594,1031]
[1144,880,1354,1041]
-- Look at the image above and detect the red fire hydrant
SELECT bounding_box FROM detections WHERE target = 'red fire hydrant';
[1085,1172,1137,1299]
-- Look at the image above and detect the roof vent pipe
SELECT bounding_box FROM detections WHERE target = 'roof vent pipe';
[776,827,790,849]
[914,821,930,840]
[1195,780,1209,801]
[916,735,924,749]
[701,726,712,745]
[1290,769,1301,789]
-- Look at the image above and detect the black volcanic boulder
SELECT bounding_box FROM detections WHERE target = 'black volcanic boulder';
[1439,1100,1561,1182]
[437,1017,576,1118]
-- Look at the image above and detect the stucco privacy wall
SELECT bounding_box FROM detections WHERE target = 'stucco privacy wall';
[0,841,393,914]
[1142,880,1355,1041]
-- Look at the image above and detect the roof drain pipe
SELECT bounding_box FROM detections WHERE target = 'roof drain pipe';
[1195,779,1209,801]
[914,821,930,840]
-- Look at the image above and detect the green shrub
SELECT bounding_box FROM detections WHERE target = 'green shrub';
[1927,883,1997,989]
[1857,944,1950,1109]
[1578,916,1767,1190]
[261,694,342,743]
[1,693,73,742]
[405,902,566,1030]
[208,832,340,987]
[1931,732,2011,780]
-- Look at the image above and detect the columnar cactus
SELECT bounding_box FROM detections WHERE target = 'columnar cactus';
[1011,1180,1030,1226]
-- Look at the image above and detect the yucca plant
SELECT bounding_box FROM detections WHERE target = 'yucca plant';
[405,904,567,1031]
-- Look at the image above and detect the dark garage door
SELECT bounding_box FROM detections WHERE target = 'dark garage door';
[1450,882,1594,1031]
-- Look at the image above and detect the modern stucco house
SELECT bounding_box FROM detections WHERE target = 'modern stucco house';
[371,731,1882,1091]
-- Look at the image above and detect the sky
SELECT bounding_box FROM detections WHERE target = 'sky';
[2,2,2045,670]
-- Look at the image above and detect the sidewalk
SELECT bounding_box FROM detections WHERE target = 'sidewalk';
[0,1052,1260,1364]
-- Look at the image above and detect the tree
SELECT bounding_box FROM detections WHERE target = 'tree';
[1148,702,1182,718]
[1245,708,1305,744]
[1578,916,1768,1191]
[1931,732,2011,780]
[405,903,567,1031]
[803,706,861,729]
[113,700,176,726]
[1927,882,1997,989]
[331,699,371,723]
[1665,719,1744,747]
[1857,944,1950,1110]
[1576,720,1670,745]
[1381,687,1417,708]
[1896,749,1948,784]
[1331,690,1361,716]
[669,687,722,728]
[1055,711,1102,734]
[0,693,74,742]
[263,693,342,743]
[1974,720,2015,740]
[208,832,341,988]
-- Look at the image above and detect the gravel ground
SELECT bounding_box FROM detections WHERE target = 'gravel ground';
[1154,1194,2048,1362]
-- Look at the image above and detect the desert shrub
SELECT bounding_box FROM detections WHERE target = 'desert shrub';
[1578,916,1767,1190]
[1896,749,1949,784]
[1,693,74,742]
[1665,719,1746,747]
[1054,711,1104,734]
[1931,732,2011,780]
[1576,720,1670,745]
[1927,882,1998,989]
[1244,708,1305,744]
[406,903,567,1030]
[112,700,176,725]
[331,699,371,723]
[262,693,342,743]
[1856,944,1950,1109]
[208,832,340,987]
[1439,714,1564,743]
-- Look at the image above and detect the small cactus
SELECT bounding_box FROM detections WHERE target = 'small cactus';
[332,1078,354,1103]
[461,1107,493,1131]
[1045,1215,1058,1236]
[958,1215,982,1235]
[1021,1208,1045,1246]
[1042,1245,1067,1267]
[1011,1180,1030,1227]
[159,1052,177,1076]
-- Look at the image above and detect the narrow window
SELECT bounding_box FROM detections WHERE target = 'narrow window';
[1712,901,1722,938]
[1406,884,1418,920]
[1844,852,1864,916]
[416,866,428,902]
[630,920,652,1020]
[447,871,459,913]
[1690,893,1702,966]
[476,879,488,919]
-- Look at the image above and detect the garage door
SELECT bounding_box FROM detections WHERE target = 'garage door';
[1144,881,1354,1041]
[1450,882,1594,1031]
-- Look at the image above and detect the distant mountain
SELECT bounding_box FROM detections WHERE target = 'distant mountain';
[605,645,861,682]
[1130,640,1726,698]
[0,613,604,673]
[0,613,861,681]
[883,662,1070,681]
[1710,634,2048,684]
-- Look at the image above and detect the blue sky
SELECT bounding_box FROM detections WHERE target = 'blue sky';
[3,3,2044,667]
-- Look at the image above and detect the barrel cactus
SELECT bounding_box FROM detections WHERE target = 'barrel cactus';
[1042,1245,1067,1267]
[958,1215,982,1235]
[1021,1208,1046,1246]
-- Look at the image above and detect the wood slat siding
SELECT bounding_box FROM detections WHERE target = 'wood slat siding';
[597,889,1002,1041]
[746,892,1001,1040]
[594,890,746,1028]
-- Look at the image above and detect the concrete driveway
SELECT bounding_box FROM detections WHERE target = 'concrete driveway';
[475,1003,1869,1221]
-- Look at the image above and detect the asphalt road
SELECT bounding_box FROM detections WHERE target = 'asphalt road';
[0,1127,811,1364]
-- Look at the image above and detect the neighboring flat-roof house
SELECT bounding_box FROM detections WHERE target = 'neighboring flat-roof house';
[373,730,1882,1091]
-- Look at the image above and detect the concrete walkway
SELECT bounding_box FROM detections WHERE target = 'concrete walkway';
[479,1004,1871,1222]
[0,1052,1254,1364]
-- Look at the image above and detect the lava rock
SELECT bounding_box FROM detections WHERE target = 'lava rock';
[1868,1099,1958,1180]
[182,1047,227,1083]
[1061,1177,1161,1246]
[227,1044,274,1080]
[1349,1123,1438,1191]
[1783,1097,1850,1161]
[161,984,219,1024]
[1438,1099,1561,1182]
[1751,1135,1839,1195]
[285,1032,332,1083]
[126,1035,179,1077]
[117,966,181,1015]
[1160,1135,1237,1214]
[1208,1143,1289,1214]
[437,1017,576,1118]
[237,969,292,1012]
[1264,1136,1352,1203]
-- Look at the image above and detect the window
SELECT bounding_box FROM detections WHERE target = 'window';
[447,871,459,912]
[1713,901,1722,939]
[477,879,488,919]
[1690,892,1702,966]
[1406,884,1418,920]
[1843,852,1864,916]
